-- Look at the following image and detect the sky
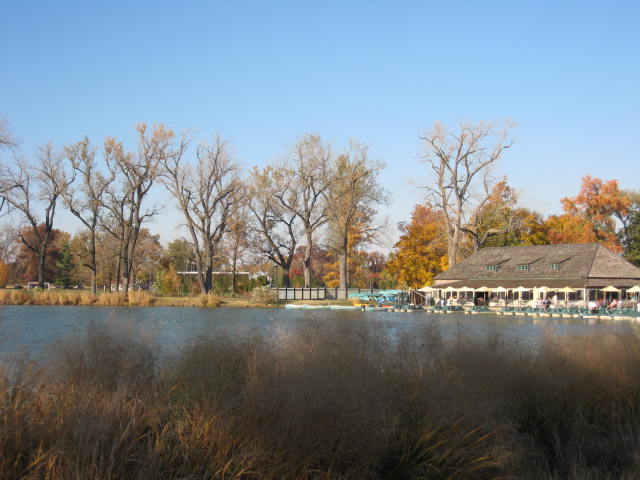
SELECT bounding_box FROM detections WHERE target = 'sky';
[1,0,638,249]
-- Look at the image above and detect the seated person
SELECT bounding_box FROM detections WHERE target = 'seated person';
[588,300,598,313]
[608,298,618,310]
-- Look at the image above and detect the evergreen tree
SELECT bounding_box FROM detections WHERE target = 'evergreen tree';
[55,241,75,288]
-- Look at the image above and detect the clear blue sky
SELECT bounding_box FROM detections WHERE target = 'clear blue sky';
[1,1,638,247]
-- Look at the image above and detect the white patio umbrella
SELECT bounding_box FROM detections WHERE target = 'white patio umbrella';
[492,286,508,305]
[535,286,552,302]
[600,285,621,305]
[443,286,457,299]
[474,286,492,292]
[557,286,575,306]
[457,286,474,301]
[600,286,621,292]
[515,286,530,307]
[418,286,437,293]
[627,285,640,301]
[473,286,491,305]
[557,286,576,293]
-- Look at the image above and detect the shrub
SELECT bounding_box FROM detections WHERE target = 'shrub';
[250,286,279,305]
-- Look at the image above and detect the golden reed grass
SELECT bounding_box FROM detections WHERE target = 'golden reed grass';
[0,289,223,307]
[1,319,640,479]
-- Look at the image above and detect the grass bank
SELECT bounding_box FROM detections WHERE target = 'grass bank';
[2,320,640,479]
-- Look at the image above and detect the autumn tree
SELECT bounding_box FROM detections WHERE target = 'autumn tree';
[130,228,164,289]
[0,261,9,287]
[0,145,72,288]
[161,134,241,294]
[102,124,168,293]
[617,190,640,265]
[63,136,113,294]
[420,121,515,266]
[274,135,332,287]
[92,228,120,290]
[13,226,70,284]
[384,204,448,288]
[164,238,197,271]
[220,204,253,295]
[546,175,629,252]
[248,166,300,288]
[324,142,387,293]
[483,208,549,247]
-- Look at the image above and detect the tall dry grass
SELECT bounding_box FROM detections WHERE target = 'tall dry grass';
[2,319,640,479]
[0,289,224,307]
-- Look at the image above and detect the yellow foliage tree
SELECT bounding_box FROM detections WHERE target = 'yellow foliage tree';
[384,204,448,288]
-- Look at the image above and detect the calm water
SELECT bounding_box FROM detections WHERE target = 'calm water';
[0,306,636,362]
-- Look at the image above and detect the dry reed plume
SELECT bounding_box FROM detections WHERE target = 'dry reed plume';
[1,319,640,479]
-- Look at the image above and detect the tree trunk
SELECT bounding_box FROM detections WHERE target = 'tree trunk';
[89,235,97,295]
[231,257,237,296]
[339,239,348,292]
[303,228,313,288]
[281,269,291,288]
[38,248,46,289]
[205,263,213,294]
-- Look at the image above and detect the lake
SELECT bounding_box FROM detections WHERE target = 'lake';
[0,305,636,363]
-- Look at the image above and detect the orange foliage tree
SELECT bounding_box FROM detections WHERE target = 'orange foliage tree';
[0,261,9,287]
[383,204,448,288]
[546,175,629,252]
[14,225,71,284]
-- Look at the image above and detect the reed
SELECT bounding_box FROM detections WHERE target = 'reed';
[0,289,226,307]
[1,320,640,478]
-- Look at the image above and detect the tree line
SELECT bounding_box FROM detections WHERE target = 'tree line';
[0,117,386,294]
[2,116,638,294]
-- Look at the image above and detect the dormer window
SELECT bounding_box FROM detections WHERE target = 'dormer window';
[516,264,529,271]
[485,265,498,271]
[551,263,560,270]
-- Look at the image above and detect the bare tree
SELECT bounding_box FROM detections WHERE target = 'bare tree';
[62,136,114,294]
[274,134,332,287]
[102,124,168,293]
[0,145,71,288]
[420,121,515,266]
[248,166,300,288]
[161,135,241,294]
[324,141,387,293]
[0,115,18,217]
[0,116,17,150]
[0,225,17,264]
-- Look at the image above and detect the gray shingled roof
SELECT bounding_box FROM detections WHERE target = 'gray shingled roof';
[433,243,640,288]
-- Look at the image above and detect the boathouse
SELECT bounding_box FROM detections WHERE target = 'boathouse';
[432,243,640,305]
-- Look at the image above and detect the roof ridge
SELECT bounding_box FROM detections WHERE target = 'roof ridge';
[584,243,600,278]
